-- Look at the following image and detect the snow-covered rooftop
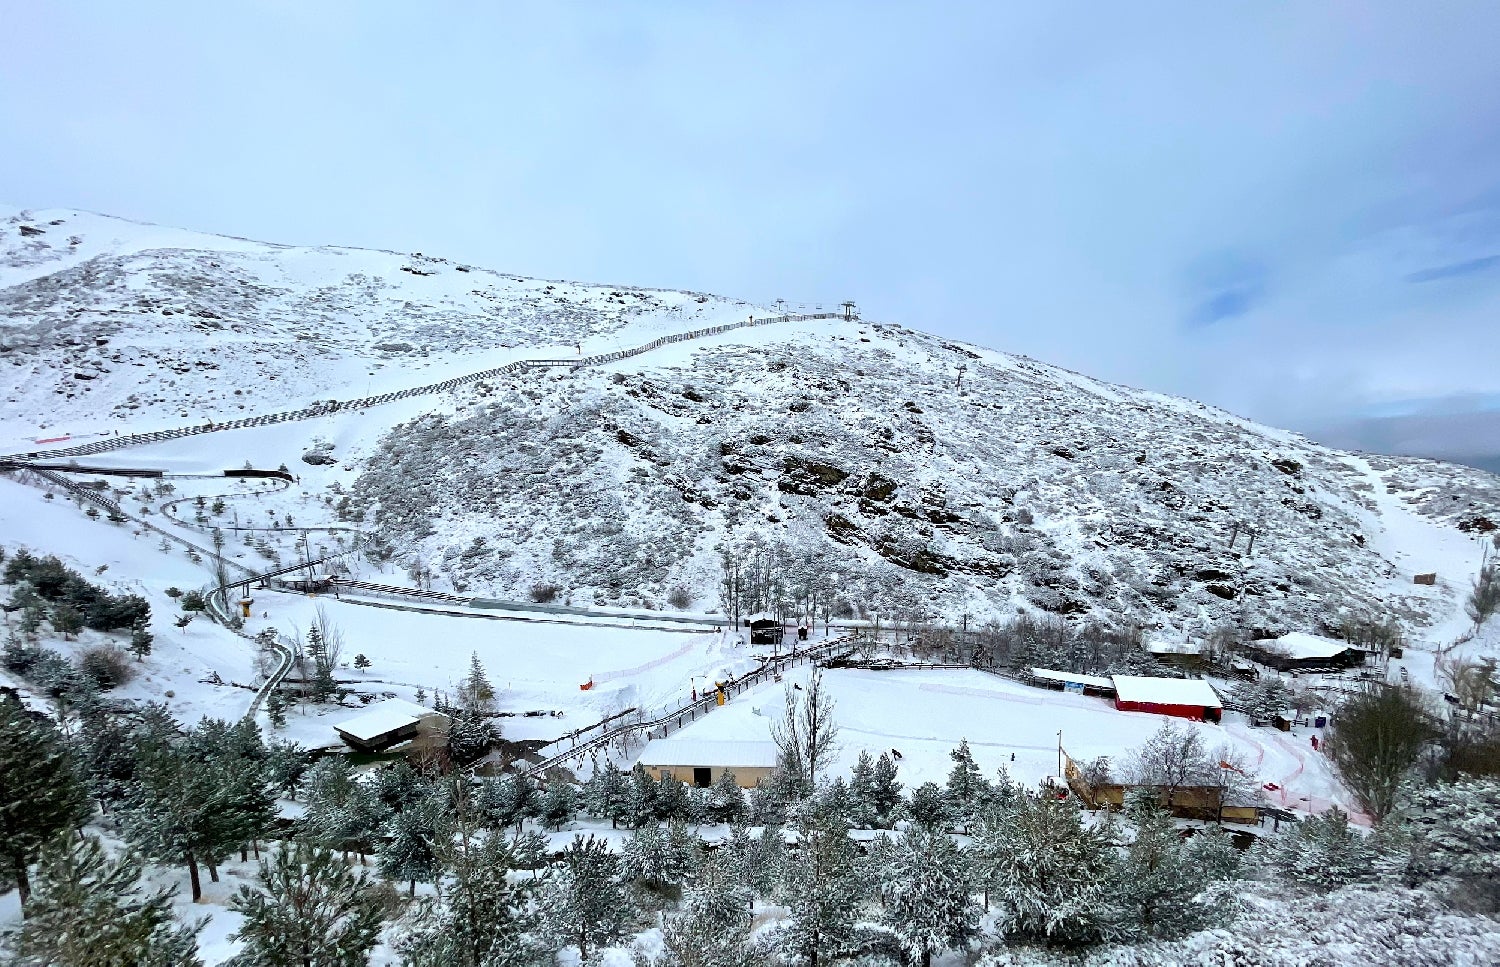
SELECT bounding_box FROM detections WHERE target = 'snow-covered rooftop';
[1271,632,1358,660]
[333,698,444,742]
[1030,667,1114,689]
[1111,675,1222,708]
[1147,641,1204,655]
[638,737,779,768]
[744,612,776,624]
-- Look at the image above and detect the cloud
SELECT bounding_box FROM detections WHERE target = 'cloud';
[1405,254,1500,283]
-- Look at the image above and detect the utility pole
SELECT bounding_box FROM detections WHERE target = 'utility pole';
[956,363,967,392]
[1057,730,1063,780]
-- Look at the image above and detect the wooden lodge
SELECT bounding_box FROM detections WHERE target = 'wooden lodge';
[1111,675,1223,723]
[637,737,779,788]
[332,698,449,753]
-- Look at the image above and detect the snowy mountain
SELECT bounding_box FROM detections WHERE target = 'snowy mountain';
[3,206,1497,642]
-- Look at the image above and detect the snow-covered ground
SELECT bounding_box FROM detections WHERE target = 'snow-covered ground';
[637,664,1362,822]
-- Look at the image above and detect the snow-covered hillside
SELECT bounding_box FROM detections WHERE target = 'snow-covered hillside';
[0,206,770,436]
[3,207,1498,644]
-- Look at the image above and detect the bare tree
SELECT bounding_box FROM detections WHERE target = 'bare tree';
[1125,721,1218,811]
[770,668,840,793]
[1440,656,1498,721]
[1324,684,1435,821]
[1466,562,1500,630]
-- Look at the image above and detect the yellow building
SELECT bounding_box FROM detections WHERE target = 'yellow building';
[637,738,779,788]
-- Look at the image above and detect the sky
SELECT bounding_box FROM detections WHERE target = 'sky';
[2,2,1498,467]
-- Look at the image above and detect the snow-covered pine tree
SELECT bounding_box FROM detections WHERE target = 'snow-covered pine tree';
[584,765,631,828]
[128,620,153,661]
[655,773,691,821]
[540,834,633,962]
[457,652,497,713]
[302,755,388,865]
[847,750,880,829]
[621,817,702,907]
[749,822,789,903]
[379,801,442,896]
[1403,777,1500,910]
[0,695,92,908]
[5,833,203,967]
[539,780,577,830]
[777,814,864,967]
[705,769,748,825]
[876,825,979,967]
[906,781,951,832]
[229,841,385,967]
[264,689,287,729]
[660,856,755,967]
[982,788,1120,945]
[945,739,991,833]
[1112,791,1215,939]
[1256,806,1381,891]
[626,763,659,827]
[263,739,308,800]
[869,751,905,828]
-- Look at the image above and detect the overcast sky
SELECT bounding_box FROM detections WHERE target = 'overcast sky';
[3,2,1498,465]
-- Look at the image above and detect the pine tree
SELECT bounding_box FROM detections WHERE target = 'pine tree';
[265,689,287,729]
[1257,806,1381,891]
[446,706,501,767]
[778,815,864,967]
[847,750,880,829]
[229,842,385,967]
[52,602,85,639]
[7,834,203,967]
[655,774,691,821]
[263,739,308,800]
[981,789,1119,945]
[540,834,632,961]
[129,620,154,661]
[907,782,951,831]
[626,763,658,827]
[539,780,578,830]
[584,766,631,828]
[457,652,496,712]
[945,739,990,833]
[622,818,701,907]
[303,756,388,864]
[870,752,904,828]
[660,857,754,967]
[353,653,371,671]
[121,717,275,900]
[877,826,979,967]
[0,695,92,908]
[1113,793,1215,939]
[749,823,789,902]
[380,802,442,896]
[399,796,539,967]
[1403,777,1500,910]
[705,769,748,825]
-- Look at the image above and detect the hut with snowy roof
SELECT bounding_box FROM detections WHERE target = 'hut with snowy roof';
[1111,675,1223,723]
[1241,632,1366,673]
[637,737,779,788]
[744,612,781,645]
[333,698,450,752]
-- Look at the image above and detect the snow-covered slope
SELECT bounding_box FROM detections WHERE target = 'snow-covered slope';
[0,206,770,437]
[3,207,1498,643]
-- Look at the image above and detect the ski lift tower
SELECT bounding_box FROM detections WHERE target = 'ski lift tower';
[841,301,858,321]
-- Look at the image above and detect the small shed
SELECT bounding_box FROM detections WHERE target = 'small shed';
[284,574,338,594]
[1146,641,1207,669]
[333,698,449,752]
[637,737,779,788]
[1244,632,1366,672]
[1029,667,1116,697]
[1111,676,1223,723]
[745,612,781,646]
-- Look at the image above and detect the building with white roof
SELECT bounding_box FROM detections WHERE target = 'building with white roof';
[637,736,779,788]
[333,698,450,752]
[1111,675,1223,723]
